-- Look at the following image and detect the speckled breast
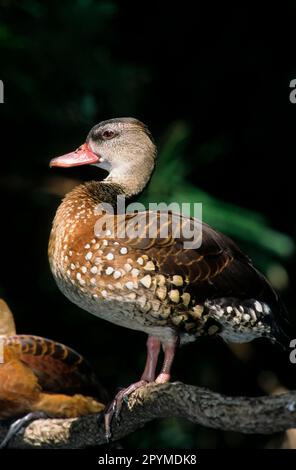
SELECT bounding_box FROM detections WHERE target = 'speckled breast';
[48,193,206,341]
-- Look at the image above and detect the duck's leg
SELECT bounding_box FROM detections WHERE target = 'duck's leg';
[140,335,162,382]
[0,411,47,449]
[155,337,179,384]
[104,335,161,440]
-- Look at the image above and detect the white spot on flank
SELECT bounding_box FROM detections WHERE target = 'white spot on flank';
[157,275,166,286]
[90,278,96,285]
[70,263,75,270]
[85,251,93,261]
[144,261,155,271]
[84,244,91,249]
[181,292,191,306]
[91,239,96,244]
[106,253,114,261]
[124,263,132,272]
[140,275,152,288]
[90,266,98,274]
[131,268,140,277]
[81,266,87,273]
[125,281,135,290]
[287,401,296,412]
[69,251,73,256]
[102,240,108,246]
[101,290,108,298]
[76,273,81,280]
[171,275,183,286]
[137,257,144,265]
[169,289,180,303]
[106,267,114,275]
[120,247,128,255]
[113,270,122,279]
[156,286,167,300]
[255,301,263,313]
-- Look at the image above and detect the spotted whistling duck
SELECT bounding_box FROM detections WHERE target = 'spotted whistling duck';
[49,117,291,438]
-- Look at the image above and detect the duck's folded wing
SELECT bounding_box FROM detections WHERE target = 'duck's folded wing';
[118,211,279,306]
[3,335,106,400]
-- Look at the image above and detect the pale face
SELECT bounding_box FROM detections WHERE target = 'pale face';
[50,117,157,196]
[86,118,156,175]
[50,118,156,172]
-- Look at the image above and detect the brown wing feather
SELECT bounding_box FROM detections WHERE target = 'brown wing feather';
[116,211,278,307]
[3,335,106,400]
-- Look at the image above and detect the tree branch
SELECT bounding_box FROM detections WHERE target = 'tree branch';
[1,382,296,449]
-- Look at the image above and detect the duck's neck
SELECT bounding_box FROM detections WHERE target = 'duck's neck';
[104,160,154,199]
[70,156,155,208]
[49,159,154,278]
[55,159,154,229]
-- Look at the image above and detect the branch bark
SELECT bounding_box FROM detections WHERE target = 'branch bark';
[1,382,296,449]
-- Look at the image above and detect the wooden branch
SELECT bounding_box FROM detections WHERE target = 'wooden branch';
[1,382,296,449]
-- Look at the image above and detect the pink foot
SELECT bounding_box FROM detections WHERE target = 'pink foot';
[104,379,148,441]
[155,372,170,384]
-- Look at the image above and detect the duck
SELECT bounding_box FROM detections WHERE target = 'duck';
[0,298,105,447]
[49,117,291,438]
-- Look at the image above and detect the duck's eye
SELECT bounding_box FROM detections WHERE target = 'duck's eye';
[102,130,115,140]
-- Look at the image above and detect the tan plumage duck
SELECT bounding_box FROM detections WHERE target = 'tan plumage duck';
[0,298,105,447]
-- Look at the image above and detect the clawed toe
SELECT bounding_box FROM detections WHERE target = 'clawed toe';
[0,411,47,449]
[103,379,148,441]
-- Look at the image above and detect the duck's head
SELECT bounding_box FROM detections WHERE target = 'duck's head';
[50,118,157,197]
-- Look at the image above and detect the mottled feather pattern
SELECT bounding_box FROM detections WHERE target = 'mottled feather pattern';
[0,331,106,419]
[4,335,83,365]
[3,335,104,397]
[49,182,285,344]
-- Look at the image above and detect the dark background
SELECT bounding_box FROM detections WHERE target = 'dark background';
[1,0,296,448]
